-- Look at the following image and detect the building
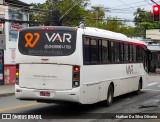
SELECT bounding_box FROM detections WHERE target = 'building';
[145,29,160,73]
[146,29,160,41]
[0,0,29,85]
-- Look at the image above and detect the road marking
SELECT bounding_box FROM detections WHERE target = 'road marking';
[0,102,43,112]
[142,89,160,92]
[147,82,158,86]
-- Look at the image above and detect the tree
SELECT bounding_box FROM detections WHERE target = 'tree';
[85,6,105,27]
[29,0,90,26]
[29,3,47,26]
[29,1,139,38]
[102,17,144,37]
[134,8,155,38]
[134,8,160,30]
[134,8,152,27]
[58,0,89,26]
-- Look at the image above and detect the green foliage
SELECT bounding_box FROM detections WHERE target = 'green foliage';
[29,0,89,26]
[134,8,160,29]
[85,6,105,27]
[102,18,138,37]
[29,1,150,38]
[58,0,89,26]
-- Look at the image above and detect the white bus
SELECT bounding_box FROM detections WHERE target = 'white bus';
[15,26,148,106]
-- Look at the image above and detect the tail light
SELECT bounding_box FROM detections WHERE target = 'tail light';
[72,66,80,88]
[16,64,19,85]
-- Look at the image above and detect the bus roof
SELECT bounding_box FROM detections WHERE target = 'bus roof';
[20,26,78,31]
[82,27,146,46]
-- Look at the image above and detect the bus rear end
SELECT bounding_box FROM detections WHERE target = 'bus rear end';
[15,26,81,103]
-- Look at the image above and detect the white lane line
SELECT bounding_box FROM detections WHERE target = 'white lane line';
[142,89,160,92]
[147,82,158,86]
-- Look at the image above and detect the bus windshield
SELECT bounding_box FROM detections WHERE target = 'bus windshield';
[18,27,77,56]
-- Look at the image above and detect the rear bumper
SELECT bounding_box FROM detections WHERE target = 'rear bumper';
[15,85,80,103]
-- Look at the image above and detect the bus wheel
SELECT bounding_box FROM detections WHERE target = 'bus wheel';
[135,80,142,95]
[106,84,114,107]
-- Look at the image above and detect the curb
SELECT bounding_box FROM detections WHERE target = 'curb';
[0,93,15,97]
[148,73,160,76]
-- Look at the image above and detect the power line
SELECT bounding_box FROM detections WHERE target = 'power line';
[112,4,149,11]
[110,11,135,14]
[150,0,160,6]
[88,0,144,10]
[0,17,61,24]
[111,0,146,9]
[74,17,155,23]
[0,17,155,24]
[144,0,151,4]
[118,0,136,11]
[108,1,160,12]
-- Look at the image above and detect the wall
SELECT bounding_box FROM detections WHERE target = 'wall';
[4,6,28,64]
[146,29,160,40]
[4,5,28,84]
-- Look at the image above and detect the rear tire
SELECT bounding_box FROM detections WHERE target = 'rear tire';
[106,84,114,107]
[135,80,142,95]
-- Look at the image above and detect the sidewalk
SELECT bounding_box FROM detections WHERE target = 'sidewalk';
[148,73,160,76]
[0,84,15,96]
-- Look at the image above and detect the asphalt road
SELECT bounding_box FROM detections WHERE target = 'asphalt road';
[0,74,160,122]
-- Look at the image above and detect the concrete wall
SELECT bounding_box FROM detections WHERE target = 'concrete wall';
[2,5,29,84]
[146,29,160,40]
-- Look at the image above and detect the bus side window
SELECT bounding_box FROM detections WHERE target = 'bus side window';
[137,46,143,62]
[98,39,102,63]
[108,41,115,63]
[84,37,91,64]
[102,40,109,63]
[90,38,98,63]
[124,44,129,62]
[133,45,136,62]
[120,43,124,62]
[115,42,120,63]
[129,44,133,62]
[139,47,144,62]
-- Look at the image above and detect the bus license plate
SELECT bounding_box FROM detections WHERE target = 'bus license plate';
[40,91,50,96]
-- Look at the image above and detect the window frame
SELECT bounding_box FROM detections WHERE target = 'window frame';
[83,35,145,65]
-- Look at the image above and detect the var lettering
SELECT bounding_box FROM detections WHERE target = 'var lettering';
[126,65,133,74]
[45,33,71,43]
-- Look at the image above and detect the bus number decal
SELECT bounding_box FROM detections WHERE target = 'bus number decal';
[126,65,133,74]
[25,33,40,48]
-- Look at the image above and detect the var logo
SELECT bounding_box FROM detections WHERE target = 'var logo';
[126,65,133,74]
[25,33,40,48]
[45,33,72,43]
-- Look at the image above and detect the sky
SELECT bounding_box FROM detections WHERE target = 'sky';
[20,0,159,22]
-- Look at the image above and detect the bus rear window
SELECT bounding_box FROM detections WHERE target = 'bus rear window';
[18,28,77,56]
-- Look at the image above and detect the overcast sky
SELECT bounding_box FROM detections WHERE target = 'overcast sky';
[20,0,159,22]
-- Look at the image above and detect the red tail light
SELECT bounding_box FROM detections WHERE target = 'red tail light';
[16,65,19,70]
[16,64,19,85]
[72,66,80,88]
[73,66,80,72]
